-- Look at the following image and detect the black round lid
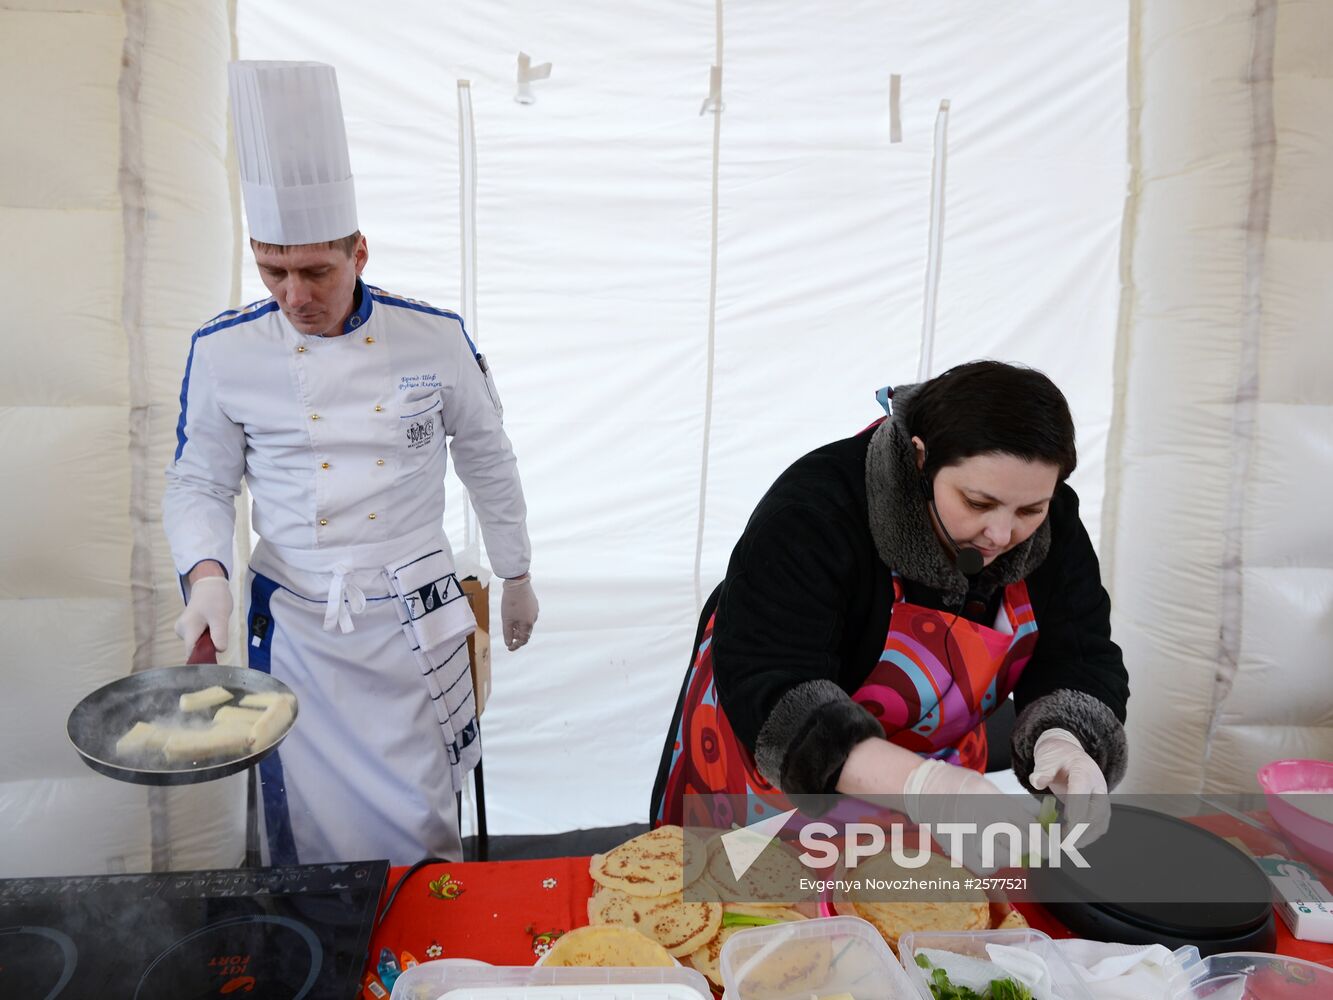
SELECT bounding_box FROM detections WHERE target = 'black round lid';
[1033,804,1273,938]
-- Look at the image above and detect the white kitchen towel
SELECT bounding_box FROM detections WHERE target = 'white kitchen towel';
[388,548,476,653]
[1048,939,1188,1000]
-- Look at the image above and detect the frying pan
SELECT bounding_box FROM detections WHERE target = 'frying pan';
[67,632,298,868]
[66,633,298,786]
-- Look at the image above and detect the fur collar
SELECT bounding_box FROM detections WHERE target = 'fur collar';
[864,383,1051,606]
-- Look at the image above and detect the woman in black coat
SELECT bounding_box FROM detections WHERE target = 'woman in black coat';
[652,361,1128,839]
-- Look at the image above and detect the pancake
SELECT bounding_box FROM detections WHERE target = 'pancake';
[590,825,706,898]
[541,925,676,967]
[720,931,833,1000]
[588,886,722,957]
[841,852,989,953]
[686,904,808,988]
[686,925,741,988]
[846,898,990,954]
[997,907,1029,929]
[702,833,807,905]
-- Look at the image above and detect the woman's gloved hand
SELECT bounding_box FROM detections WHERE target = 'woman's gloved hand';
[501,574,539,651]
[1030,727,1111,843]
[903,758,1042,873]
[174,576,233,653]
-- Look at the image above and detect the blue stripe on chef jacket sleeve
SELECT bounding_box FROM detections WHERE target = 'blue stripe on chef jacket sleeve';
[247,570,300,867]
[173,300,279,462]
[367,289,481,359]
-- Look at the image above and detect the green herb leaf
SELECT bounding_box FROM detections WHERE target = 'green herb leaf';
[1037,795,1060,829]
[925,966,984,1000]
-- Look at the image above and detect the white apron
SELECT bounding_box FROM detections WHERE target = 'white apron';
[246,522,479,867]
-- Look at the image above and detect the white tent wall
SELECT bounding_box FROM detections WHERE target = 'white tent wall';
[238,1,1126,833]
[0,0,241,875]
[1108,0,1333,794]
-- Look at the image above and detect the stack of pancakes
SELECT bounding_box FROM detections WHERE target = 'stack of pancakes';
[582,827,1028,984]
[587,825,720,958]
[587,826,813,988]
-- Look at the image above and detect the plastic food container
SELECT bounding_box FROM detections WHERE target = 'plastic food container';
[1257,759,1333,874]
[719,915,918,1000]
[388,962,713,1000]
[1168,951,1333,999]
[896,928,1095,1000]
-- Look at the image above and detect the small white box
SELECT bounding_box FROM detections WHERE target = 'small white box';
[1256,854,1333,944]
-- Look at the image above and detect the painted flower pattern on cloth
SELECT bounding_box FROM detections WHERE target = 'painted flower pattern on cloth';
[542,877,557,890]
[426,942,443,959]
[428,873,465,900]
[530,928,566,958]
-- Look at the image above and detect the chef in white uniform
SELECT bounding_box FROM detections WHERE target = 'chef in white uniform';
[163,61,539,866]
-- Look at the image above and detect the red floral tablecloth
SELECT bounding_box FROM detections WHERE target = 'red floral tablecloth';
[362,855,595,993]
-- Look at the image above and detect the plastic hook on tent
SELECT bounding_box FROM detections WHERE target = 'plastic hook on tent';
[515,52,552,105]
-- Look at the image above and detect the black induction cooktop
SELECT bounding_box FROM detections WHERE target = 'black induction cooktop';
[0,860,388,999]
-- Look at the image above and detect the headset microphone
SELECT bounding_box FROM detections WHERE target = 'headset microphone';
[948,533,986,577]
[919,473,986,576]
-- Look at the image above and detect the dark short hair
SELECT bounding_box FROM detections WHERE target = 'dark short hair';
[250,231,361,257]
[904,360,1077,481]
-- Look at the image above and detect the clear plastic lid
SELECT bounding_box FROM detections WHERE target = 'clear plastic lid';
[1168,951,1333,999]
[896,928,1095,1000]
[388,961,713,1000]
[718,915,919,1000]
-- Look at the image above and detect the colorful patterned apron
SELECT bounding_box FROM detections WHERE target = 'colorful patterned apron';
[655,574,1038,827]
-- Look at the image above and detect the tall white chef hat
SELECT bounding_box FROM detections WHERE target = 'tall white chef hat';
[228,60,358,246]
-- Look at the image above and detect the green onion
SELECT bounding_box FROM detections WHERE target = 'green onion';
[720,912,784,928]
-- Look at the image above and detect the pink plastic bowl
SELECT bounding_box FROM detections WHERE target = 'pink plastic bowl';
[1257,758,1333,874]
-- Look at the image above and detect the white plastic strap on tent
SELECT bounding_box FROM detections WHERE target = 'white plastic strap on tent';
[699,65,724,116]
[456,80,483,576]
[693,1,725,616]
[917,98,951,381]
[889,73,902,144]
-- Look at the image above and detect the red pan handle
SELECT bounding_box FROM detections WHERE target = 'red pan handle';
[189,629,218,665]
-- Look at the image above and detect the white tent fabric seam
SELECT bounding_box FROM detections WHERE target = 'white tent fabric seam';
[458,79,482,572]
[917,99,951,382]
[1099,3,1145,596]
[692,0,725,618]
[1207,0,1276,759]
[119,0,171,873]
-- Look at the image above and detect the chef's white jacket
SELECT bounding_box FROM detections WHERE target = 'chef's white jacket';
[164,280,530,584]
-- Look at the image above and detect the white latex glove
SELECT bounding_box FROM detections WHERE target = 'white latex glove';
[174,576,233,653]
[903,758,1042,873]
[1030,727,1111,843]
[500,574,538,651]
